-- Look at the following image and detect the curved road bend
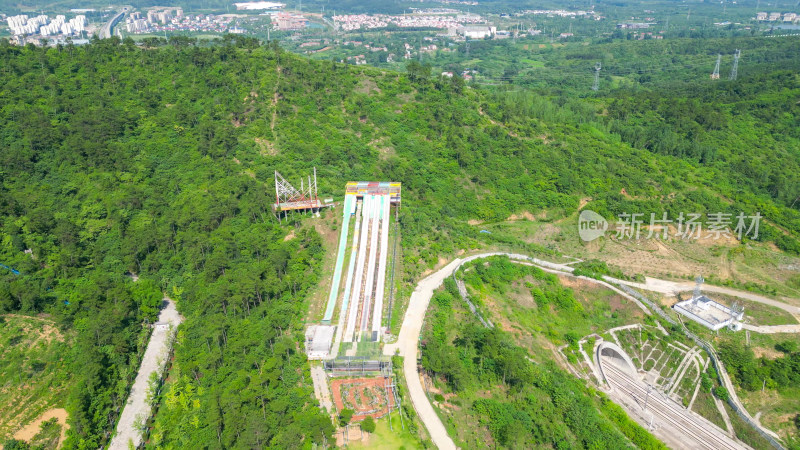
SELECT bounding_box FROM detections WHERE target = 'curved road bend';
[99,8,127,39]
[383,252,525,450]
[384,251,797,448]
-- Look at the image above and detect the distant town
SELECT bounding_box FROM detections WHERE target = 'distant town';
[1,1,798,53]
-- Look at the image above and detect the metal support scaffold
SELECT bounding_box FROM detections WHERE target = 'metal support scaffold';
[273,167,331,221]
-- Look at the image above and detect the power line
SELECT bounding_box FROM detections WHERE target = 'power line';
[711,54,721,79]
[592,62,601,91]
[729,49,740,80]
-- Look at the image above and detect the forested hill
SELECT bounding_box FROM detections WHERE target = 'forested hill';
[0,36,798,447]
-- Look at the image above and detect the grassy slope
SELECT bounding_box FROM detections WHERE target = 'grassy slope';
[0,315,70,442]
[481,213,800,302]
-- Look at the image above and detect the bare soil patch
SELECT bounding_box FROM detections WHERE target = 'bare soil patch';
[330,377,395,421]
[11,408,68,448]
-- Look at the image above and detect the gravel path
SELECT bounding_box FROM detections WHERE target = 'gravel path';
[611,277,800,319]
[310,364,333,413]
[109,298,182,449]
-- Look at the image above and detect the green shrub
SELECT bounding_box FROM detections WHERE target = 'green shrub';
[361,416,376,433]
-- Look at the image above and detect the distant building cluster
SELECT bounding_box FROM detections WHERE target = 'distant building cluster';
[273,12,308,31]
[437,0,478,5]
[333,13,483,32]
[518,9,603,20]
[234,1,284,10]
[616,22,656,29]
[6,14,87,36]
[756,12,800,23]
[124,9,239,34]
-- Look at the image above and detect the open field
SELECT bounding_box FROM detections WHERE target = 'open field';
[0,315,71,446]
[472,270,645,362]
[343,410,422,449]
[722,401,776,450]
[692,391,728,432]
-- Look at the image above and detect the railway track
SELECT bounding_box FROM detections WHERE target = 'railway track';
[603,362,744,450]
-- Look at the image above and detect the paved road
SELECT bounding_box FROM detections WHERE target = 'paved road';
[742,323,800,333]
[384,252,527,449]
[109,298,182,449]
[310,364,333,413]
[98,8,127,39]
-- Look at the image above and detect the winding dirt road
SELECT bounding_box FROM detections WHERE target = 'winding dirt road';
[383,252,528,450]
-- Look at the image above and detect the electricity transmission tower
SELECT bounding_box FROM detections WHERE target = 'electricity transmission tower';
[592,62,601,91]
[710,54,721,79]
[729,49,740,80]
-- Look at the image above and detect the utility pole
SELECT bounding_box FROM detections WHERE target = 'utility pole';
[592,62,601,91]
[729,49,740,80]
[711,54,721,79]
[644,384,653,411]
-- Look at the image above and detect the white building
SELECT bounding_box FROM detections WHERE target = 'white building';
[6,13,85,36]
[673,278,744,331]
[458,25,496,39]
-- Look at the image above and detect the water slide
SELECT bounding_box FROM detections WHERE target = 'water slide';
[322,195,355,323]
[345,195,372,342]
[371,195,391,337]
[337,199,362,342]
[361,194,381,332]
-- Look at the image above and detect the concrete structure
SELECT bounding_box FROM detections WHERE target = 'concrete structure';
[602,361,746,450]
[596,341,639,381]
[617,22,655,29]
[673,276,743,331]
[305,325,336,359]
[674,295,744,330]
[7,14,86,36]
